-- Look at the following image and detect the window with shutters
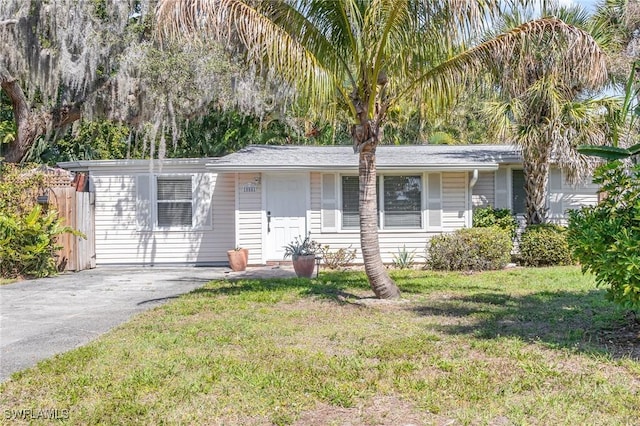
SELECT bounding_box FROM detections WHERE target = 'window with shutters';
[333,174,423,231]
[156,176,193,227]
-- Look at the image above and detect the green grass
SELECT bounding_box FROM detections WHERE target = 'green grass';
[0,278,17,286]
[1,266,639,425]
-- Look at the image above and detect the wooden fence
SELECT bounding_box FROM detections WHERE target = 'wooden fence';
[43,171,95,272]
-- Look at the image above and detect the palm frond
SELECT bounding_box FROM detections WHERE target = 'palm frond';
[400,17,606,115]
[156,0,336,116]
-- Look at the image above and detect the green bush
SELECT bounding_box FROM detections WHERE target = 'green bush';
[473,206,518,238]
[567,161,640,308]
[0,163,44,217]
[0,205,75,278]
[427,227,512,271]
[518,224,572,267]
[0,164,80,279]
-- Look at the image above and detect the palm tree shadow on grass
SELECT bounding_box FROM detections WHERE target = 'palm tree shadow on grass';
[410,289,640,360]
[189,271,371,302]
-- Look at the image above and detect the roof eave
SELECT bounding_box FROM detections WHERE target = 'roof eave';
[206,163,500,172]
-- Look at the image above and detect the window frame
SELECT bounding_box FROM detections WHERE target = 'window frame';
[333,172,427,232]
[380,174,423,230]
[155,174,194,229]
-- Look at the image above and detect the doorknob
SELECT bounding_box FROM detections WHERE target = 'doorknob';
[267,211,271,233]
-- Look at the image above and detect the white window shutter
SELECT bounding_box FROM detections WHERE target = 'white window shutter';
[136,174,152,231]
[495,168,509,209]
[321,174,337,231]
[548,168,563,217]
[427,173,442,230]
[193,173,213,230]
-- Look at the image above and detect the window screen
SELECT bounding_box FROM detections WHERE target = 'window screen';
[341,176,359,229]
[383,175,422,228]
[157,177,192,227]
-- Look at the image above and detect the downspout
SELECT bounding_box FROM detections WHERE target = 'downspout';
[469,169,479,189]
[468,169,479,228]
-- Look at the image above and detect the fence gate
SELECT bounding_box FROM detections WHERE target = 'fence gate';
[45,170,96,272]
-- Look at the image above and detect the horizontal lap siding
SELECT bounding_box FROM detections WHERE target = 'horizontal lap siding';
[549,176,598,226]
[472,171,495,207]
[92,172,234,265]
[237,173,262,263]
[442,172,468,232]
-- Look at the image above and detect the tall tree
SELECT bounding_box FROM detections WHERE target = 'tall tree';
[483,5,610,224]
[157,0,606,298]
[0,0,243,163]
[0,0,147,162]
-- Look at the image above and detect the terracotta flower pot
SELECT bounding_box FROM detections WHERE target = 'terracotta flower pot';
[227,249,248,272]
[292,254,316,278]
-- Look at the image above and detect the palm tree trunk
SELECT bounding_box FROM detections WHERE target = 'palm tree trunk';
[523,156,550,225]
[357,140,400,299]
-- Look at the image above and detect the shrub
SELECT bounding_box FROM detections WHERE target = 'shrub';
[427,227,512,271]
[473,206,518,238]
[518,224,572,267]
[567,161,640,308]
[0,164,81,279]
[0,205,75,278]
[0,163,45,216]
[321,245,357,270]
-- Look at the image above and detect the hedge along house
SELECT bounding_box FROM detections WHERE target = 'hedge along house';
[58,144,599,266]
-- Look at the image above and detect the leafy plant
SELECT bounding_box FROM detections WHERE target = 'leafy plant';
[0,205,78,278]
[320,245,357,270]
[283,233,320,260]
[0,163,45,217]
[428,227,512,271]
[392,245,416,270]
[567,161,640,308]
[578,59,640,161]
[473,206,518,238]
[518,224,572,267]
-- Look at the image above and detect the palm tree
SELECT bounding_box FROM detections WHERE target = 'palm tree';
[483,5,611,224]
[156,0,606,298]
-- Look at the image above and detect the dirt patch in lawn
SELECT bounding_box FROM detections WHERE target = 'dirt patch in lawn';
[293,395,452,426]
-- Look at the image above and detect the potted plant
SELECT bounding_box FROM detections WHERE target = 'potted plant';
[227,247,249,272]
[284,234,320,278]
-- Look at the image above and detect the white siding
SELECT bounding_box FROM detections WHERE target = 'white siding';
[237,172,263,263]
[472,171,495,207]
[548,167,599,225]
[92,171,234,265]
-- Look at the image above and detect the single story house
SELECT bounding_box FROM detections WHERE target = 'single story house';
[58,144,599,266]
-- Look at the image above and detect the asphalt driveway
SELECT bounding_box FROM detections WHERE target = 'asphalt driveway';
[0,266,234,383]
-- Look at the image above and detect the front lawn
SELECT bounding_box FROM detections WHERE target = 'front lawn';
[1,266,638,425]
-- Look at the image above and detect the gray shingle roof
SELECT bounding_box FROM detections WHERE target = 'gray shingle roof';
[207,144,522,171]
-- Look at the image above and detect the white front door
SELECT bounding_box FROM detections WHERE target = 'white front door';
[265,173,308,260]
